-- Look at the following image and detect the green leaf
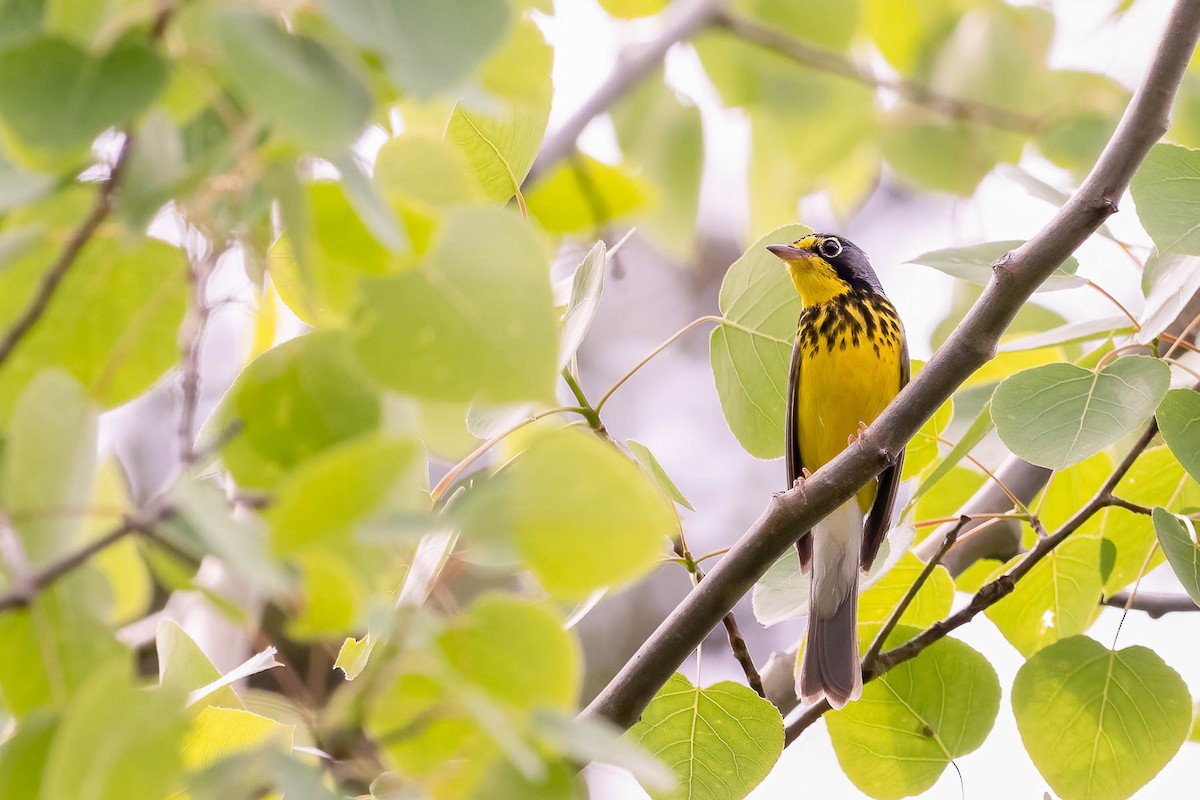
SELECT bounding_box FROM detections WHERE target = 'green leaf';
[611,73,703,258]
[827,630,1001,800]
[559,241,606,369]
[324,0,510,99]
[445,18,552,203]
[906,240,1083,291]
[211,332,381,490]
[710,224,807,459]
[352,206,558,405]
[1131,143,1200,256]
[527,155,650,234]
[627,439,694,511]
[0,235,188,421]
[598,0,669,17]
[182,706,295,773]
[438,594,581,711]
[629,672,783,800]
[858,553,954,640]
[1,370,96,568]
[531,710,675,794]
[881,119,1021,196]
[469,427,674,598]
[911,400,994,502]
[998,315,1133,353]
[991,356,1170,470]
[0,152,53,213]
[1157,388,1200,485]
[40,663,187,800]
[1013,636,1191,800]
[331,152,408,255]
[0,36,167,156]
[1137,253,1200,343]
[156,620,241,711]
[1152,508,1200,606]
[163,479,290,596]
[268,436,427,556]
[901,391,952,480]
[212,8,371,152]
[985,532,1102,656]
[0,714,56,799]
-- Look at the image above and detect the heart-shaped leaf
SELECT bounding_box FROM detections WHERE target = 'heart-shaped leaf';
[992,356,1170,470]
[1013,636,1191,800]
[1131,143,1200,256]
[1156,388,1200,485]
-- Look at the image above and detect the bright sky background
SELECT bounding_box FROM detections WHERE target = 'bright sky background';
[538,0,1200,797]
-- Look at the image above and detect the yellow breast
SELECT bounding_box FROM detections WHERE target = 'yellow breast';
[794,293,905,512]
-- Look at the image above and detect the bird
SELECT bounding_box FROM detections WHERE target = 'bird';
[767,233,909,709]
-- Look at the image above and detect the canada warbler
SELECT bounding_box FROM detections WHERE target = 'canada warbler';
[768,233,909,709]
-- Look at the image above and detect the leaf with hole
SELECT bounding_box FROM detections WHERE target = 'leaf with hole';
[1013,635,1191,800]
[991,356,1170,470]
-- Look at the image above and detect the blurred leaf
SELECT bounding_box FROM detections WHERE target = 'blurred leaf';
[439,594,581,711]
[929,6,1051,112]
[212,7,371,152]
[0,575,129,718]
[710,224,807,459]
[1131,143,1200,256]
[598,0,668,17]
[183,706,295,772]
[907,240,1083,291]
[1137,254,1200,344]
[611,74,703,256]
[0,235,187,421]
[0,714,56,799]
[527,155,650,234]
[911,400,993,503]
[1035,71,1127,174]
[1158,388,1200,484]
[334,635,375,682]
[332,152,408,254]
[996,164,1121,243]
[375,134,482,210]
[1153,508,1200,607]
[446,18,552,203]
[559,241,606,368]
[902,392,952,480]
[1,370,96,567]
[627,439,693,511]
[0,36,167,158]
[827,628,1000,799]
[991,357,1170,470]
[163,479,290,596]
[858,553,954,644]
[628,672,782,800]
[268,436,427,556]
[157,620,241,711]
[211,332,381,490]
[270,181,402,327]
[1013,636,1190,800]
[532,711,674,794]
[118,109,187,230]
[864,0,969,76]
[998,315,1133,353]
[184,647,282,708]
[0,152,53,213]
[352,206,558,405]
[0,0,44,49]
[324,0,510,99]
[473,427,674,598]
[881,118,1021,196]
[985,531,1102,657]
[40,663,187,800]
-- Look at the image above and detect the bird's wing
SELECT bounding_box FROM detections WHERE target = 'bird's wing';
[785,336,813,570]
[861,336,910,571]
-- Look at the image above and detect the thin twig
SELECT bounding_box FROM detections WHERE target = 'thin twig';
[178,247,218,466]
[714,11,1041,133]
[526,0,729,185]
[860,516,975,668]
[0,505,175,612]
[1103,589,1198,618]
[596,316,724,412]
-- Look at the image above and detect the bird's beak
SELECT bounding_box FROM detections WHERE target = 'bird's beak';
[767,244,807,262]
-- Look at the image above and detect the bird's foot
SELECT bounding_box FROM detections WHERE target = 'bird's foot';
[848,421,870,449]
[793,467,812,490]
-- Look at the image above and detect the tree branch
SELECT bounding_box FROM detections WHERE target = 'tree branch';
[0,504,175,613]
[582,0,1200,732]
[525,0,728,185]
[714,11,1041,133]
[1103,590,1198,618]
[0,144,132,370]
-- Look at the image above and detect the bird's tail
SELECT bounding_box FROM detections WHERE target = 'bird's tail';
[799,500,863,709]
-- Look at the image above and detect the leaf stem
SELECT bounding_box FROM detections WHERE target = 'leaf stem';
[1084,278,1141,331]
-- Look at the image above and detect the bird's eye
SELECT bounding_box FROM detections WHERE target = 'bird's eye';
[820,238,843,258]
